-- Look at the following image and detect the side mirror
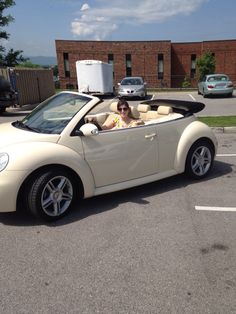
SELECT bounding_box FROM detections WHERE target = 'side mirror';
[79,123,99,136]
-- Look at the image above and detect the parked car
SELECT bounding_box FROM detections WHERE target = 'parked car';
[0,75,17,114]
[198,74,234,97]
[117,76,147,99]
[0,91,217,221]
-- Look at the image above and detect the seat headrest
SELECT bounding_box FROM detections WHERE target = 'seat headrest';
[157,106,173,115]
[109,101,118,112]
[137,104,151,113]
[130,106,140,119]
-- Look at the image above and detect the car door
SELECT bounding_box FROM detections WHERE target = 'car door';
[81,125,158,187]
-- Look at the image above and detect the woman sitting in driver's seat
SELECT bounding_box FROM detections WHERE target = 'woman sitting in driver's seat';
[102,99,143,130]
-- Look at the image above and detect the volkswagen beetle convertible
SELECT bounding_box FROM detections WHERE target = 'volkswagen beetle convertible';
[0,91,217,221]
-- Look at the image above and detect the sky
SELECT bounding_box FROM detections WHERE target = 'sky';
[3,0,236,57]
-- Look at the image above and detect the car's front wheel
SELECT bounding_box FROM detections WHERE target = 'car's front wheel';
[27,169,77,221]
[185,140,214,179]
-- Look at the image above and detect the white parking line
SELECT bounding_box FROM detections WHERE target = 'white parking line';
[188,94,196,101]
[195,206,236,212]
[216,154,236,157]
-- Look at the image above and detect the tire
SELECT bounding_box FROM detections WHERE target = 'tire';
[228,92,233,98]
[185,140,214,179]
[27,169,77,221]
[197,89,201,95]
[0,107,6,114]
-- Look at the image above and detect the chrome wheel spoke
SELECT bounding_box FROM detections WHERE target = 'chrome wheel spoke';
[42,195,54,209]
[61,192,73,201]
[41,175,73,217]
[191,145,212,176]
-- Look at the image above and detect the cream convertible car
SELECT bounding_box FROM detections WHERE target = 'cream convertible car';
[0,92,217,221]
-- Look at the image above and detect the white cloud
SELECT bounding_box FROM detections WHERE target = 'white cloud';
[80,3,90,11]
[71,0,208,39]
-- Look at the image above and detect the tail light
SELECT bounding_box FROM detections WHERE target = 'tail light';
[207,85,214,89]
[227,83,233,87]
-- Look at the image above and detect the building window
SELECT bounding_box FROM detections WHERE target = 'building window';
[108,54,114,78]
[63,52,70,78]
[191,54,196,78]
[158,54,164,80]
[126,54,132,76]
[108,54,114,64]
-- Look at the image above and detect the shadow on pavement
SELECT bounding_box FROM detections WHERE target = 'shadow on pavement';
[0,160,233,227]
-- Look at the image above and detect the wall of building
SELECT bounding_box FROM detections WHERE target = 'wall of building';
[171,40,236,87]
[56,40,171,90]
[56,39,236,89]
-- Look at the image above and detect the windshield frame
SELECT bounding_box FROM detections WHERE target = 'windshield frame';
[17,92,92,135]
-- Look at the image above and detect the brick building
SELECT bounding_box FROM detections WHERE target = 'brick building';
[55,39,236,89]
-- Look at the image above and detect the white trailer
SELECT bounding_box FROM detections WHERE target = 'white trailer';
[76,60,113,95]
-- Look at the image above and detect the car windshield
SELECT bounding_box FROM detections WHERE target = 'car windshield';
[207,75,229,82]
[16,93,91,134]
[121,78,143,85]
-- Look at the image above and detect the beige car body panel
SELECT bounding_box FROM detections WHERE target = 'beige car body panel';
[0,92,217,214]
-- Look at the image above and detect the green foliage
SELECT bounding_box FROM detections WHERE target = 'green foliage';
[4,48,28,66]
[0,0,15,40]
[196,52,216,81]
[53,65,58,76]
[16,61,41,68]
[182,76,191,88]
[0,1,28,66]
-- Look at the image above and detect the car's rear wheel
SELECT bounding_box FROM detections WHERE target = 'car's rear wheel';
[27,169,77,221]
[185,140,214,179]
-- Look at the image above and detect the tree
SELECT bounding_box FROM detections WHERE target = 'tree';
[4,48,28,66]
[0,0,15,41]
[0,0,28,66]
[196,52,216,81]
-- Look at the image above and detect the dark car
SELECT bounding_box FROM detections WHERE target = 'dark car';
[0,75,17,114]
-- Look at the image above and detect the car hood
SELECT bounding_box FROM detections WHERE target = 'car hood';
[120,84,144,90]
[0,122,60,149]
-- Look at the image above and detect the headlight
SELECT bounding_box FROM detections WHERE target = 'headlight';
[136,87,144,92]
[0,153,9,172]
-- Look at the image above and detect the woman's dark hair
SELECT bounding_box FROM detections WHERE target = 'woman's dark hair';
[117,99,129,110]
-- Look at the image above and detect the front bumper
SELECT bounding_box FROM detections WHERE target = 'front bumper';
[118,90,145,98]
[0,170,26,212]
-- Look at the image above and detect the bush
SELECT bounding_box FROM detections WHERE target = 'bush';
[182,76,191,88]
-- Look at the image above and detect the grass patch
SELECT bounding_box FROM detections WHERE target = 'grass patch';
[198,116,236,127]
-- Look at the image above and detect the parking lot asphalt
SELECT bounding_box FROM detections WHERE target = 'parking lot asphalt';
[0,91,236,313]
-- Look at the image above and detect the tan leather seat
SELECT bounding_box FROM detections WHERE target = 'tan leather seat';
[137,104,151,119]
[157,105,173,116]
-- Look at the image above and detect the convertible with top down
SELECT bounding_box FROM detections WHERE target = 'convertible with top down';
[0,91,217,221]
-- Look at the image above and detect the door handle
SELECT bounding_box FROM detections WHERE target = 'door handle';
[145,133,157,139]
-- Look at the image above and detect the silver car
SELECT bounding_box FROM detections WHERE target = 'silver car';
[198,74,234,97]
[118,76,147,99]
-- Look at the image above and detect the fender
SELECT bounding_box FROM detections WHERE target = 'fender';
[174,120,217,173]
[4,141,96,198]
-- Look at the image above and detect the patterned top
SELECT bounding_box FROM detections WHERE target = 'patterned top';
[112,116,143,129]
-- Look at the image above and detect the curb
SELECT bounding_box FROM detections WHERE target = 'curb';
[212,127,236,134]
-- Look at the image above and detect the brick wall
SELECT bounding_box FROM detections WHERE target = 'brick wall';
[56,40,171,89]
[56,39,236,89]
